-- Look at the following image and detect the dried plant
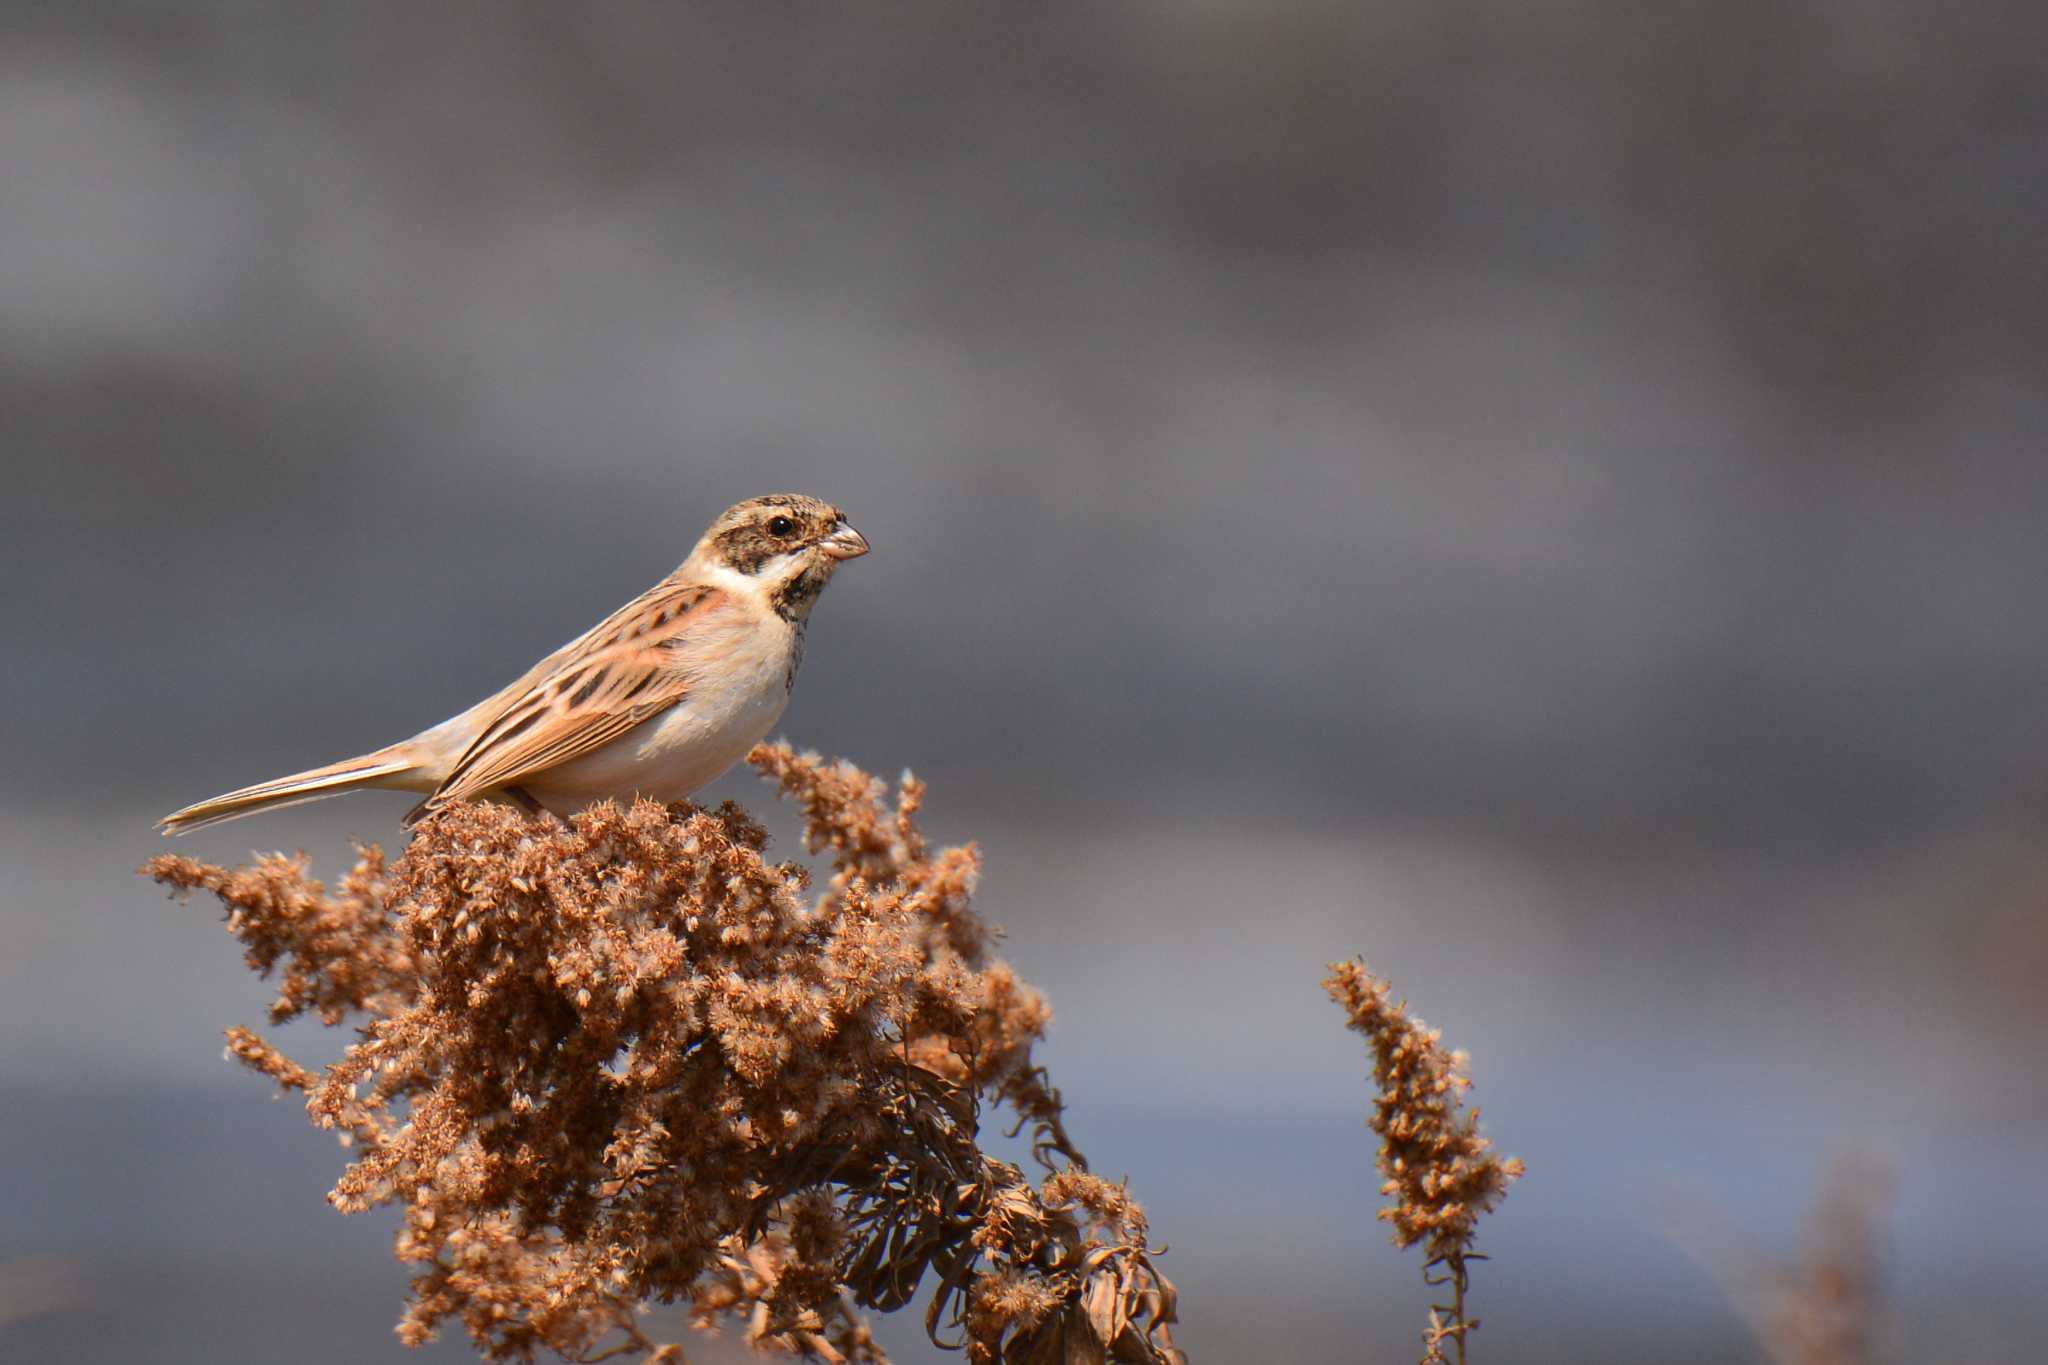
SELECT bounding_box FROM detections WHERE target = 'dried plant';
[143,748,1528,1365]
[1761,1156,1890,1365]
[1670,1153,1892,1365]
[145,745,1182,1365]
[1324,960,1523,1365]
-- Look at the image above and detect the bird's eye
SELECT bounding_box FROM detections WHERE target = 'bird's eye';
[767,515,796,537]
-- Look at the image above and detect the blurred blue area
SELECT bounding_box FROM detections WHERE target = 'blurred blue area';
[5,3,2047,1362]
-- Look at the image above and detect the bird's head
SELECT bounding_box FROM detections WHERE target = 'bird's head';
[690,494,869,620]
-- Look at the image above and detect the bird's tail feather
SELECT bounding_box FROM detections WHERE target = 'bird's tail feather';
[157,750,422,836]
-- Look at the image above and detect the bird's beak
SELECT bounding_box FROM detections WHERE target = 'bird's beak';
[820,520,870,560]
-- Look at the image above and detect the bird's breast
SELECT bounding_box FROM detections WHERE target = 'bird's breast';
[531,613,801,807]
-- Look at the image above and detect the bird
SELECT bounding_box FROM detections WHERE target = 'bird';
[158,494,869,836]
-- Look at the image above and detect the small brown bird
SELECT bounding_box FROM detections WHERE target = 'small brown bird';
[158,494,868,835]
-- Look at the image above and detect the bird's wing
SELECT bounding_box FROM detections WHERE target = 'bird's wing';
[407,580,726,824]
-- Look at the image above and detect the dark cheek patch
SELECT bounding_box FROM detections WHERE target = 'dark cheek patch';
[714,526,779,574]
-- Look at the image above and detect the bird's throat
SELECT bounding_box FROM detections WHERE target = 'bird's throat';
[769,560,833,623]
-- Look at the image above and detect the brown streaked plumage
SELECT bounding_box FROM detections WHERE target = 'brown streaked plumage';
[157,495,869,836]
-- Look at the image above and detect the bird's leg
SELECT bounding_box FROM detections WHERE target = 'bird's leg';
[502,785,563,826]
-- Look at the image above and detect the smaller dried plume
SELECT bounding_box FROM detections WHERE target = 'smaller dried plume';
[1671,1153,1892,1365]
[1325,960,1522,1365]
[146,746,1181,1365]
[1763,1156,1889,1365]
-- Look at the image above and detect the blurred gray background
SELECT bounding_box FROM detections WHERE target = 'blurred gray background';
[5,3,2046,1362]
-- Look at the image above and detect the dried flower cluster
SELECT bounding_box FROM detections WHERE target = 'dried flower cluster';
[1758,1156,1889,1365]
[146,745,1181,1365]
[1675,1153,1892,1365]
[1324,960,1523,1365]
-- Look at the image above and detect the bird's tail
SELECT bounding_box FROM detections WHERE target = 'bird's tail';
[157,747,425,836]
